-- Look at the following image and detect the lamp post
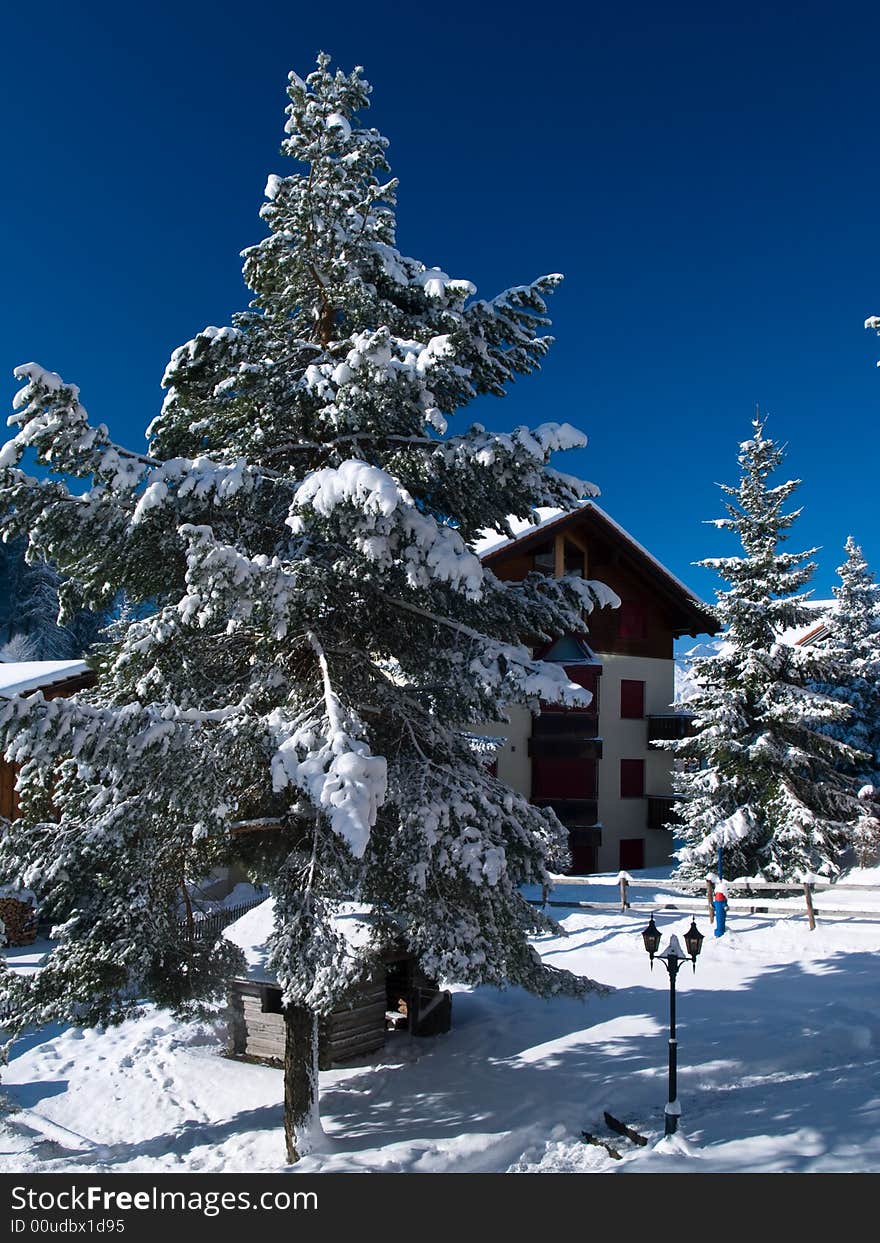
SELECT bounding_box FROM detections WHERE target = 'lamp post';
[642,915,704,1136]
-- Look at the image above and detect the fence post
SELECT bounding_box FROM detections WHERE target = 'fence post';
[705,877,715,923]
[803,882,816,931]
[541,882,550,908]
[619,874,629,912]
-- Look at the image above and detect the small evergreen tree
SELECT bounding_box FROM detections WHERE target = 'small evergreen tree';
[667,417,865,882]
[0,55,615,1160]
[813,537,880,777]
[812,538,880,868]
[853,785,880,868]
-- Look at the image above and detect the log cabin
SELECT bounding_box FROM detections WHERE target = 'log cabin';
[223,898,452,1068]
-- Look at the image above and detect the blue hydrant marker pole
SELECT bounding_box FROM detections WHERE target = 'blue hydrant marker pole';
[713,891,728,937]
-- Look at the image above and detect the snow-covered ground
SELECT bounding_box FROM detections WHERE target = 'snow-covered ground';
[2,868,880,1174]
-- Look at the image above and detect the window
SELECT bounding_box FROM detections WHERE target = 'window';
[532,541,554,574]
[619,838,645,870]
[620,679,645,719]
[619,601,647,641]
[563,539,584,578]
[620,758,645,798]
[261,985,284,1014]
[532,758,597,799]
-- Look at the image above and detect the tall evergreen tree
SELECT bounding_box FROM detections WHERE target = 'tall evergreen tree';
[813,538,880,868]
[813,537,880,778]
[667,417,865,882]
[0,55,616,1160]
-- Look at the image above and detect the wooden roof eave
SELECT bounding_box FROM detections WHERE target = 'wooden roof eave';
[481,507,719,638]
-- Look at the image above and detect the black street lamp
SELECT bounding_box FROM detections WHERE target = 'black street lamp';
[642,917,704,1136]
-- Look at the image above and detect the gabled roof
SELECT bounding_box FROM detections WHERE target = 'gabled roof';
[0,660,91,699]
[476,501,718,637]
[786,604,835,648]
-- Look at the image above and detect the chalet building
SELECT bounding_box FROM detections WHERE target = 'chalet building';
[476,502,717,874]
[0,660,95,821]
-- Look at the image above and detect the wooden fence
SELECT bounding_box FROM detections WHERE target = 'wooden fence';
[533,875,880,930]
[179,892,268,943]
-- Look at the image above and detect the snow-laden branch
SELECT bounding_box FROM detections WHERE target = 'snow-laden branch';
[376,590,593,708]
[1,365,158,486]
[289,459,485,598]
[269,632,387,858]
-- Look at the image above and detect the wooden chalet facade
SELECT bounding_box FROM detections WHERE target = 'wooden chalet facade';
[0,661,96,944]
[477,502,717,874]
[0,661,96,822]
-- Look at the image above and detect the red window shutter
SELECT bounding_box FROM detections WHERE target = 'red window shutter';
[620,759,645,798]
[0,760,17,821]
[564,665,598,713]
[532,758,597,799]
[619,838,645,870]
[539,665,599,715]
[620,679,645,719]
[619,602,647,640]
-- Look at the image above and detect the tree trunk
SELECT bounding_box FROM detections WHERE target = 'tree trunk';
[283,1003,320,1163]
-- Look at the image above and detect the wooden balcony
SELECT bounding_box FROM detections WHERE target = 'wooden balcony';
[647,795,680,831]
[647,713,694,748]
[528,736,603,760]
[533,713,599,738]
[533,797,599,827]
[567,825,602,847]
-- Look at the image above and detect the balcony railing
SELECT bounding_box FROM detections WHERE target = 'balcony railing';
[647,713,694,747]
[533,713,599,738]
[533,797,599,827]
[646,795,680,831]
[528,736,603,760]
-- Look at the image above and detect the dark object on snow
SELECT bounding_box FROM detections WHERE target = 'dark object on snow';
[581,1131,622,1160]
[603,1110,648,1146]
[227,951,451,1070]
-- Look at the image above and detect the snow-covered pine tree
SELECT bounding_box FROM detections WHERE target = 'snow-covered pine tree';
[0,536,106,660]
[666,417,866,883]
[854,785,880,868]
[813,537,880,774]
[0,55,616,1161]
[811,538,880,867]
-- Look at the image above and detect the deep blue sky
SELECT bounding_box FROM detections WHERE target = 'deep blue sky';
[3,1,878,611]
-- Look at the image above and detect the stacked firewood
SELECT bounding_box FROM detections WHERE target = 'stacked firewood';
[0,896,37,946]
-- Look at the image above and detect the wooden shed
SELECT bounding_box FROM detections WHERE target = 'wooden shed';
[222,899,452,1069]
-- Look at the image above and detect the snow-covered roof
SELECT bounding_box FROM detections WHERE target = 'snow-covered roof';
[777,602,835,647]
[475,500,714,620]
[0,660,90,699]
[222,897,382,983]
[473,505,574,559]
[586,502,707,612]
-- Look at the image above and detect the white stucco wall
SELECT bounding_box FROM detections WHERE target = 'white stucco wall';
[594,654,676,870]
[487,705,532,797]
[479,653,678,872]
